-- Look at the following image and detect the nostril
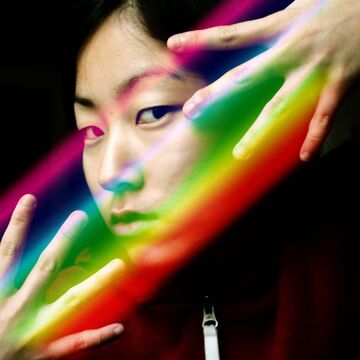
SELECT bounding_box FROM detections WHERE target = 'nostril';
[111,181,137,195]
[100,164,144,194]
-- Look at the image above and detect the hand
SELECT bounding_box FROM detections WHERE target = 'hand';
[0,195,125,360]
[168,0,360,161]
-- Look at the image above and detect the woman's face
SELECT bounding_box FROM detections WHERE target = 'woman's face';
[75,11,208,236]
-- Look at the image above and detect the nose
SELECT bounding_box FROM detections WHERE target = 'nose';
[99,136,144,195]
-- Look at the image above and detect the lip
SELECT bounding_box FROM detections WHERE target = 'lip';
[110,210,159,236]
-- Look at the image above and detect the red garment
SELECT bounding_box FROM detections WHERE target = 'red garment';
[70,137,360,360]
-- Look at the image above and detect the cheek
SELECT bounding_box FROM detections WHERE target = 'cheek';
[145,127,208,193]
[82,151,102,195]
[83,151,114,223]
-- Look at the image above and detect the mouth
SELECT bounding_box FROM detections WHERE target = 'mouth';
[110,210,160,236]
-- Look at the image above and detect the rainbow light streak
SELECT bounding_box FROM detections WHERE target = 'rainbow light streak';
[199,0,268,28]
[0,133,83,228]
[95,118,189,200]
[0,0,331,349]
[21,68,326,346]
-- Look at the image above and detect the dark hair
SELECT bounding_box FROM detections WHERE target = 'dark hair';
[73,0,221,49]
[69,0,230,83]
[72,0,291,46]
[61,0,290,266]
[67,0,268,98]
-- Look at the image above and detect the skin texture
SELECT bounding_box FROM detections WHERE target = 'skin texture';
[0,195,125,359]
[75,11,209,237]
[167,0,360,161]
[0,9,208,359]
[2,0,360,357]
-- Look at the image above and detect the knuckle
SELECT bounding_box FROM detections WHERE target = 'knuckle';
[307,132,323,142]
[191,31,201,46]
[1,298,23,322]
[93,331,103,345]
[37,254,58,273]
[0,313,12,329]
[58,227,74,242]
[218,25,238,46]
[73,335,89,351]
[329,65,345,81]
[12,210,29,225]
[313,114,331,131]
[229,66,248,83]
[0,240,17,257]
[268,96,287,116]
[62,288,80,308]
[331,65,351,84]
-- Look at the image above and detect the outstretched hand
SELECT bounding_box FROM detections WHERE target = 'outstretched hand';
[0,195,125,360]
[168,0,360,161]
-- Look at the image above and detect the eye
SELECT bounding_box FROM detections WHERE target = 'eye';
[80,126,105,141]
[136,105,182,125]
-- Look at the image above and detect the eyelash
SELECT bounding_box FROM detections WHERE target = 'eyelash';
[79,105,182,142]
[136,105,182,125]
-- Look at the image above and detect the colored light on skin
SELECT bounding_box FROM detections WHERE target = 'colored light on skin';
[0,0,332,347]
[18,66,326,345]
[0,0,327,228]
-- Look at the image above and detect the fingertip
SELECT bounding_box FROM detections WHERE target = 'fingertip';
[68,210,89,226]
[167,35,178,49]
[60,211,88,236]
[232,146,240,159]
[233,144,251,161]
[108,258,126,273]
[70,209,88,219]
[300,150,312,162]
[100,323,124,342]
[300,140,313,162]
[182,101,201,120]
[112,324,124,335]
[20,194,37,210]
[167,34,187,51]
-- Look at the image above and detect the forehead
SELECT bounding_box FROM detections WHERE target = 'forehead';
[76,11,176,104]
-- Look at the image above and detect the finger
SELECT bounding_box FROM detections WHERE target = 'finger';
[300,81,346,161]
[25,259,125,344]
[167,10,296,51]
[17,211,88,305]
[0,195,37,279]
[180,28,295,121]
[182,57,275,120]
[233,65,318,160]
[35,323,124,360]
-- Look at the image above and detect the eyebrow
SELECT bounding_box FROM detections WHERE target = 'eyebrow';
[74,68,182,109]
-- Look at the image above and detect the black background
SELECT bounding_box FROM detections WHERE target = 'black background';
[0,1,80,194]
[0,0,295,194]
[0,0,358,234]
[0,3,359,357]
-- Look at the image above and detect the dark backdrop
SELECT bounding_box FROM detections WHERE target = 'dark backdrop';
[0,1,77,193]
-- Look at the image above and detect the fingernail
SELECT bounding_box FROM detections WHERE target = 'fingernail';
[20,194,36,209]
[183,101,201,119]
[110,258,125,271]
[113,324,124,335]
[300,151,311,162]
[233,144,251,161]
[66,211,88,231]
[168,33,188,50]
[103,259,125,274]
[70,210,87,222]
